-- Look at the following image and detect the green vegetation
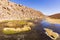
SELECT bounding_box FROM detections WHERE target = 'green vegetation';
[2,20,35,34]
[3,28,16,34]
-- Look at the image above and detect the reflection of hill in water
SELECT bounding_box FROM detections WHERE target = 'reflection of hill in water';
[41,20,60,34]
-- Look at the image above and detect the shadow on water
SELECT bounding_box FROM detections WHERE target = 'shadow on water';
[41,20,60,34]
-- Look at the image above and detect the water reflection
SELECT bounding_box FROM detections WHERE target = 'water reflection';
[41,20,60,34]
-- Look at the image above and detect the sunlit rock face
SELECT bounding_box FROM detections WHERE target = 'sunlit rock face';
[0,0,45,21]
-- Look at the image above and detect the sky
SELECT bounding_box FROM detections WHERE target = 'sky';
[10,0,60,15]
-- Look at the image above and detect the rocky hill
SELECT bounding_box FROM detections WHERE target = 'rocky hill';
[45,13,60,24]
[0,0,45,21]
[48,13,60,19]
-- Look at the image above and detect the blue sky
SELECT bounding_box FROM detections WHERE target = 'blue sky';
[10,0,60,15]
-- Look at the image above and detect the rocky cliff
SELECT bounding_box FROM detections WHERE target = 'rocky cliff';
[0,0,44,21]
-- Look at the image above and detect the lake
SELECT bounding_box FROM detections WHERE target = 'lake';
[41,20,60,34]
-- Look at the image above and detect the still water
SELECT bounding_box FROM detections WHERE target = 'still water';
[41,20,60,34]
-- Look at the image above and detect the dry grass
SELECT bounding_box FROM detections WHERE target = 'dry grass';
[45,17,60,24]
[44,28,59,40]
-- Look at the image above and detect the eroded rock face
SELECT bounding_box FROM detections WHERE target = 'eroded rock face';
[0,0,45,21]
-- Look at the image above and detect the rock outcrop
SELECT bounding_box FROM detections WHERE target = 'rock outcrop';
[0,0,44,21]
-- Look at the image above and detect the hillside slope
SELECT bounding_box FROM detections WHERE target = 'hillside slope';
[45,13,60,24]
[48,13,60,19]
[0,0,45,21]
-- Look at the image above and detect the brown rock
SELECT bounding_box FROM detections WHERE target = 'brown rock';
[48,13,60,19]
[0,0,45,21]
